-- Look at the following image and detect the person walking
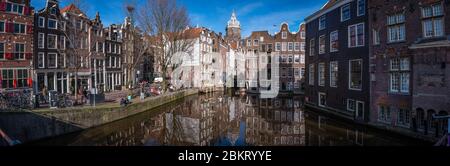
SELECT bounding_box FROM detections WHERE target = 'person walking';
[42,86,48,104]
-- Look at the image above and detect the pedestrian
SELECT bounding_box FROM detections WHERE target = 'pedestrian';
[42,86,48,103]
[78,86,84,104]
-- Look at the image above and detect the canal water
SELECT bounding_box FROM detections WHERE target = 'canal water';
[33,93,429,146]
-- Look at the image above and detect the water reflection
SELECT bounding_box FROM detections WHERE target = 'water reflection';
[35,93,428,146]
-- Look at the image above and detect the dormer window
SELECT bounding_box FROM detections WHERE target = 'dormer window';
[51,8,57,15]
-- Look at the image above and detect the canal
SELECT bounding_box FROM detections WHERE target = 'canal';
[32,92,430,146]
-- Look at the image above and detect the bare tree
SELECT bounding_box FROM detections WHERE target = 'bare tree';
[136,0,194,92]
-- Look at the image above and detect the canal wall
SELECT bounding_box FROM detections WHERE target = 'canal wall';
[0,89,198,145]
[304,103,438,143]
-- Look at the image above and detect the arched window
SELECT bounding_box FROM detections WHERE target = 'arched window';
[416,108,425,129]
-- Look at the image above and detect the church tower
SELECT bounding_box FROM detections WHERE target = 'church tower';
[225,10,241,46]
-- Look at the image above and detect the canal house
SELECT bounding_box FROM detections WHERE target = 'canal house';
[304,0,370,122]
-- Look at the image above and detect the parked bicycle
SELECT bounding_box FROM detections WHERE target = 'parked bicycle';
[56,93,74,108]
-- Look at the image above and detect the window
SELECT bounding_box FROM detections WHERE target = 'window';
[373,29,380,45]
[38,52,45,68]
[390,58,410,93]
[294,55,300,63]
[48,34,57,49]
[0,43,4,59]
[300,68,305,78]
[300,55,305,64]
[282,32,287,39]
[341,4,351,22]
[347,99,356,112]
[253,40,259,46]
[247,40,251,46]
[288,55,293,63]
[59,36,65,50]
[48,19,57,29]
[48,53,57,68]
[397,109,410,127]
[348,23,365,47]
[39,17,45,28]
[267,44,273,51]
[309,64,315,85]
[13,23,25,34]
[319,15,326,30]
[288,42,293,51]
[318,92,326,107]
[330,61,338,87]
[422,4,444,38]
[387,13,405,42]
[378,106,391,123]
[319,35,326,54]
[0,21,4,32]
[330,31,338,52]
[301,32,305,39]
[276,42,281,51]
[6,3,24,15]
[300,42,305,51]
[294,42,300,51]
[309,38,315,56]
[318,63,325,86]
[2,69,14,88]
[282,42,287,51]
[14,43,25,59]
[17,69,27,88]
[38,33,44,48]
[349,59,362,90]
[51,8,57,15]
[357,0,365,16]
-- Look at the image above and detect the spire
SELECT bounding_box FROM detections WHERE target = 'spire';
[95,11,101,22]
[227,10,240,28]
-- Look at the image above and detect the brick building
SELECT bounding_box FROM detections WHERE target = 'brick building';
[34,0,68,94]
[243,23,306,95]
[104,24,122,91]
[0,0,34,91]
[304,0,370,122]
[369,0,449,138]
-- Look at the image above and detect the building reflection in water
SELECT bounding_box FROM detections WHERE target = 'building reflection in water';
[39,93,427,146]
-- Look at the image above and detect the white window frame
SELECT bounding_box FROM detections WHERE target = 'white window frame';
[319,15,326,30]
[38,52,45,68]
[294,42,300,51]
[341,4,351,22]
[330,61,338,88]
[373,29,380,45]
[309,38,315,56]
[347,99,356,112]
[330,31,338,52]
[38,33,45,49]
[318,63,325,86]
[318,92,327,107]
[47,34,58,49]
[357,0,365,16]
[348,23,365,48]
[48,18,58,30]
[48,53,58,68]
[288,42,293,51]
[319,35,326,54]
[300,42,305,51]
[282,42,287,52]
[39,17,45,28]
[309,64,315,85]
[282,32,287,39]
[348,59,363,91]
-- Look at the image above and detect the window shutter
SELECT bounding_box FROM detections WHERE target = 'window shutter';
[25,53,32,59]
[24,6,30,15]
[0,2,6,12]
[8,22,14,33]
[27,24,33,34]
[4,20,9,32]
[13,79,17,88]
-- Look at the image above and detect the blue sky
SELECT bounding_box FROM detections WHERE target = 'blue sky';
[32,0,327,37]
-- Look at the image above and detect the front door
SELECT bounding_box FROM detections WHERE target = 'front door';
[356,101,364,120]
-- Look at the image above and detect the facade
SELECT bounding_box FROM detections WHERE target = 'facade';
[35,0,68,94]
[369,0,449,138]
[304,0,370,122]
[0,0,34,91]
[104,24,123,91]
[243,23,306,94]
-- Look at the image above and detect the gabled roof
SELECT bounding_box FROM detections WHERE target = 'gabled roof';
[60,4,87,17]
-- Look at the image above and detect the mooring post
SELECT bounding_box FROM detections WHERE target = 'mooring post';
[448,117,450,147]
